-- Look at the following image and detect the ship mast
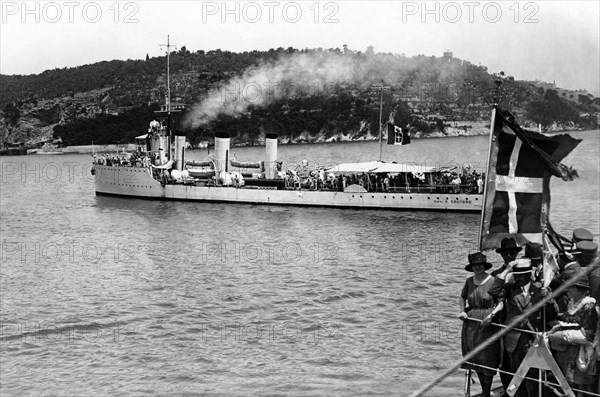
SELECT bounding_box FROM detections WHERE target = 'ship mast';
[160,35,177,113]
[160,35,177,158]
[378,80,385,161]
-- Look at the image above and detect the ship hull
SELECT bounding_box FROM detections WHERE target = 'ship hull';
[94,165,482,211]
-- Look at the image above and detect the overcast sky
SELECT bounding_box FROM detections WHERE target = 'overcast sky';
[1,1,599,95]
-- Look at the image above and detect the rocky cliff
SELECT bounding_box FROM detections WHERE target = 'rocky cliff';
[2,47,597,149]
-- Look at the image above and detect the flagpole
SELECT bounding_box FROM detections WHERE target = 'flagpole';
[478,106,497,251]
[378,80,384,162]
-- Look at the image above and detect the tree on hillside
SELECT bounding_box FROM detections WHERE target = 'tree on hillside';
[544,89,560,101]
[4,46,592,146]
[53,104,158,145]
[526,90,580,126]
[578,94,592,106]
[3,103,20,124]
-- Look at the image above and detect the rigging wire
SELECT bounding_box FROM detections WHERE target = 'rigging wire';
[408,258,600,397]
[463,361,600,397]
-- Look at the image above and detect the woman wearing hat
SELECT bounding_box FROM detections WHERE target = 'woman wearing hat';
[547,277,598,394]
[459,252,503,397]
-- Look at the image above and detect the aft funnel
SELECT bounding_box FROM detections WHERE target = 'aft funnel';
[174,136,186,171]
[214,132,231,174]
[265,133,278,180]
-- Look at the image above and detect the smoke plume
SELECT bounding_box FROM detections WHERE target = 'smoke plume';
[182,51,404,129]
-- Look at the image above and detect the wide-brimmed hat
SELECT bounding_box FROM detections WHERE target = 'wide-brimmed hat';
[511,258,533,274]
[496,237,522,254]
[570,277,591,291]
[574,241,598,257]
[572,228,594,243]
[524,243,543,260]
[465,252,493,272]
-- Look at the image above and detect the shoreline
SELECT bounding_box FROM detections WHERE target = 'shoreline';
[5,128,597,155]
[25,143,137,155]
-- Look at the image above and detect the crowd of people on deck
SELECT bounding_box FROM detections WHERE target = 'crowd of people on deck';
[93,149,488,195]
[460,230,600,397]
[92,152,164,168]
[285,168,485,194]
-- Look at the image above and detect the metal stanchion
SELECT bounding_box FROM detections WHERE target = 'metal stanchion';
[464,369,472,397]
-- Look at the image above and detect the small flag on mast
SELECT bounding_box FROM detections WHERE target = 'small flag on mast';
[387,123,410,145]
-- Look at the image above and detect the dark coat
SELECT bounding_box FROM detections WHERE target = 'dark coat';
[489,277,558,353]
[587,265,600,305]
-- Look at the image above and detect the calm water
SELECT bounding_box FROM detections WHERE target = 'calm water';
[1,131,598,396]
